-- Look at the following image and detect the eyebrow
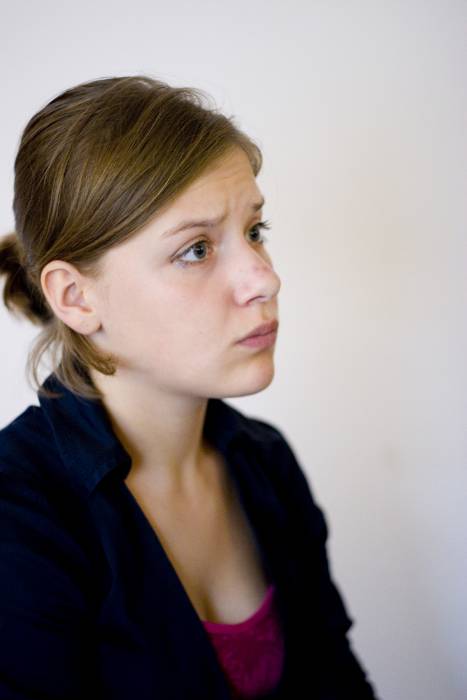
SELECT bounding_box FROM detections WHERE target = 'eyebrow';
[160,198,266,239]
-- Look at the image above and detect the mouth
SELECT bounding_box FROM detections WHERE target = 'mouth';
[238,319,279,343]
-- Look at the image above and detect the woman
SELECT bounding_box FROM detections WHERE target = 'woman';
[0,75,379,699]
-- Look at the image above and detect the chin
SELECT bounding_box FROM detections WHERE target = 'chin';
[228,362,276,398]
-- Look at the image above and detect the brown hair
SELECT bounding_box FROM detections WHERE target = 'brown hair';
[0,75,262,400]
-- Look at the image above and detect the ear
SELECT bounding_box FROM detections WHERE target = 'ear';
[40,260,102,335]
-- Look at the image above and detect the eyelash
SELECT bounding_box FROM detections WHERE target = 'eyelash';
[174,220,272,268]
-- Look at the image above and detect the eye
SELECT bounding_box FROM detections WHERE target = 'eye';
[173,220,272,268]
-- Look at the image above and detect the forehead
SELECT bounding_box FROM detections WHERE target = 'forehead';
[169,147,260,211]
[141,148,263,237]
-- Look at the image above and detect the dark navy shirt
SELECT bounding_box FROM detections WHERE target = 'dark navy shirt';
[0,372,380,699]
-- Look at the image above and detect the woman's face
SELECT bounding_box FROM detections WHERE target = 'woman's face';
[87,146,281,399]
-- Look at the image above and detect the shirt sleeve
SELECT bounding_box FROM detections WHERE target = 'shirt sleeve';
[0,468,100,699]
[261,424,381,699]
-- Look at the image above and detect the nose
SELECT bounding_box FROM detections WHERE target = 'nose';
[232,240,281,305]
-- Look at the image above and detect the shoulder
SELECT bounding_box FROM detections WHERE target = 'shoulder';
[0,404,71,516]
[0,404,98,578]
[226,403,317,492]
[228,404,329,540]
[219,398,289,448]
[0,404,53,480]
[228,403,308,480]
[0,403,85,503]
[0,412,102,698]
[224,403,305,485]
[241,414,286,447]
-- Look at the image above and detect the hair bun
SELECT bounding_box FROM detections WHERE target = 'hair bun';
[0,232,52,324]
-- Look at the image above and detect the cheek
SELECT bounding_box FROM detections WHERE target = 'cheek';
[102,265,223,359]
[98,273,155,347]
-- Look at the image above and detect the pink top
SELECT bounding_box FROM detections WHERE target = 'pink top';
[201,583,285,699]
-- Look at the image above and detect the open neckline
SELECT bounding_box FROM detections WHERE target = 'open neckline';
[120,444,275,639]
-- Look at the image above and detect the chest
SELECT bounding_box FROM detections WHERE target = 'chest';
[123,452,270,624]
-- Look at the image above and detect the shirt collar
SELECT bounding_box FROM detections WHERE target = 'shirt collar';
[38,372,254,496]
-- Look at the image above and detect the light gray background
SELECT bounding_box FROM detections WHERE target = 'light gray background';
[1,2,466,698]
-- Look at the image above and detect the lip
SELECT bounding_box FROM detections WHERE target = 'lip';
[238,329,277,349]
[237,319,279,343]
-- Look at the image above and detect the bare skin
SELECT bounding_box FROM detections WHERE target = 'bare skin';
[125,445,270,623]
[40,145,281,623]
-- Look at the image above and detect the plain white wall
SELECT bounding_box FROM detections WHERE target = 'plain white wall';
[1,1,466,698]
